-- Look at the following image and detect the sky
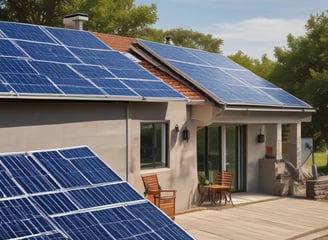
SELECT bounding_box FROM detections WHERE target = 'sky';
[134,0,328,59]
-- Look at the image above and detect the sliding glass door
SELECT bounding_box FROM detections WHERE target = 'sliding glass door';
[197,125,246,191]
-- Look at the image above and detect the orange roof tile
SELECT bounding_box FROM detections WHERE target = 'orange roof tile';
[94,33,204,101]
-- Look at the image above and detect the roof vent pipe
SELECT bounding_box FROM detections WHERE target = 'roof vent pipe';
[164,35,174,45]
[63,13,88,30]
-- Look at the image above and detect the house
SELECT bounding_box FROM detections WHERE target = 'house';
[0,19,314,211]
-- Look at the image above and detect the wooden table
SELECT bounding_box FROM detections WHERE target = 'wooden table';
[200,184,230,205]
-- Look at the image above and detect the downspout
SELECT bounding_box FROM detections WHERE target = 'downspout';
[125,102,130,181]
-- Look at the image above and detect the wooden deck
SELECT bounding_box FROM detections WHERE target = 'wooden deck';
[175,195,328,240]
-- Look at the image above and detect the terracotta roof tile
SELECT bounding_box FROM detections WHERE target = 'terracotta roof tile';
[94,33,204,101]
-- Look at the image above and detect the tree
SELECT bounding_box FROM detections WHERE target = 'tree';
[269,10,328,149]
[0,0,157,36]
[79,0,157,36]
[139,27,223,53]
[228,51,275,79]
[0,0,76,26]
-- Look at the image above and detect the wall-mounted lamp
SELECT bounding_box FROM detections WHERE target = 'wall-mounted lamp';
[175,124,180,132]
[257,128,265,143]
[182,128,190,141]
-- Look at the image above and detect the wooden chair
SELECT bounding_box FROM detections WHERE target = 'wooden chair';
[215,171,234,206]
[141,174,176,219]
[197,183,210,206]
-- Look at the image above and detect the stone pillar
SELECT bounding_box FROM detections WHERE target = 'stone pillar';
[288,123,302,168]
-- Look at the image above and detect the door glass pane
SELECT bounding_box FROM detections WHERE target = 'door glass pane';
[226,126,238,190]
[208,126,221,183]
[197,127,206,175]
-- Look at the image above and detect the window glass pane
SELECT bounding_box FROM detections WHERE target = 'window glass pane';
[141,123,167,169]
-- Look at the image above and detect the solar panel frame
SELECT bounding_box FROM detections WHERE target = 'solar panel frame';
[0,39,26,57]
[139,39,312,108]
[16,41,81,64]
[0,146,194,240]
[0,21,56,43]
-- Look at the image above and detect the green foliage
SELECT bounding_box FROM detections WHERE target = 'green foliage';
[0,0,157,36]
[79,0,157,36]
[228,51,276,79]
[269,10,328,148]
[0,0,78,26]
[139,27,223,53]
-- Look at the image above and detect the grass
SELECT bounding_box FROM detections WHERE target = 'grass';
[307,152,328,176]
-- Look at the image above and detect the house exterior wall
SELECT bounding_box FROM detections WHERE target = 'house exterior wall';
[0,100,195,211]
[0,101,128,177]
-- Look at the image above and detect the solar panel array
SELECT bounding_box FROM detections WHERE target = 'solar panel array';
[0,146,193,240]
[0,21,184,101]
[139,40,312,108]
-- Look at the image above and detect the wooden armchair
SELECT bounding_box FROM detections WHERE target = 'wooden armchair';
[215,171,234,206]
[141,174,176,219]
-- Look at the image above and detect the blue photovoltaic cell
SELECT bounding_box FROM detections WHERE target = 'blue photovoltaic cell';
[16,41,81,64]
[138,39,205,65]
[0,198,61,239]
[91,79,139,97]
[46,27,110,49]
[110,68,158,80]
[30,61,80,79]
[260,88,310,107]
[140,39,312,108]
[0,57,36,74]
[68,47,140,69]
[0,21,55,43]
[92,207,155,239]
[32,151,91,188]
[0,39,26,57]
[68,183,143,208]
[71,64,115,79]
[59,147,122,183]
[0,164,23,198]
[0,146,193,240]
[127,202,194,240]
[0,73,63,94]
[32,192,79,215]
[0,154,57,193]
[124,80,183,98]
[53,212,113,239]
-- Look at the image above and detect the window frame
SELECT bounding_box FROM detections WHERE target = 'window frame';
[140,122,169,170]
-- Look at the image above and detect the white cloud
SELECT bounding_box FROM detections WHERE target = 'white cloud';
[205,17,307,59]
[213,17,306,42]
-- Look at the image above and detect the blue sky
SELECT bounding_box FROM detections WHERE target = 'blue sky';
[134,0,328,59]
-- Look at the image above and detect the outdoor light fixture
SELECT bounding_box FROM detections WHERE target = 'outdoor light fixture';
[182,128,190,141]
[257,128,265,143]
[175,124,180,132]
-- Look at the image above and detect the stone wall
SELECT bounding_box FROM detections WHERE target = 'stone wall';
[306,176,328,200]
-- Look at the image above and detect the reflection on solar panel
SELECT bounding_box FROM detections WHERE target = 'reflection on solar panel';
[0,146,193,240]
[139,39,311,108]
[0,21,185,101]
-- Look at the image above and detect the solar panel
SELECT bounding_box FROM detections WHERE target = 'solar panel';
[0,21,55,43]
[45,27,110,49]
[0,146,193,240]
[0,39,26,57]
[0,21,185,101]
[139,39,312,108]
[16,41,81,64]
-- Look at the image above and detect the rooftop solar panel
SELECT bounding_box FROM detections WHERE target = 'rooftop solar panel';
[16,41,81,64]
[0,39,26,57]
[0,146,193,239]
[139,39,312,108]
[45,27,109,49]
[0,21,55,43]
[0,21,185,101]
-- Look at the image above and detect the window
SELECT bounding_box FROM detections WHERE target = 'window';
[140,123,168,169]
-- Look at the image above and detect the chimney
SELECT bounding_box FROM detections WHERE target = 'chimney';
[164,35,174,45]
[63,13,88,30]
